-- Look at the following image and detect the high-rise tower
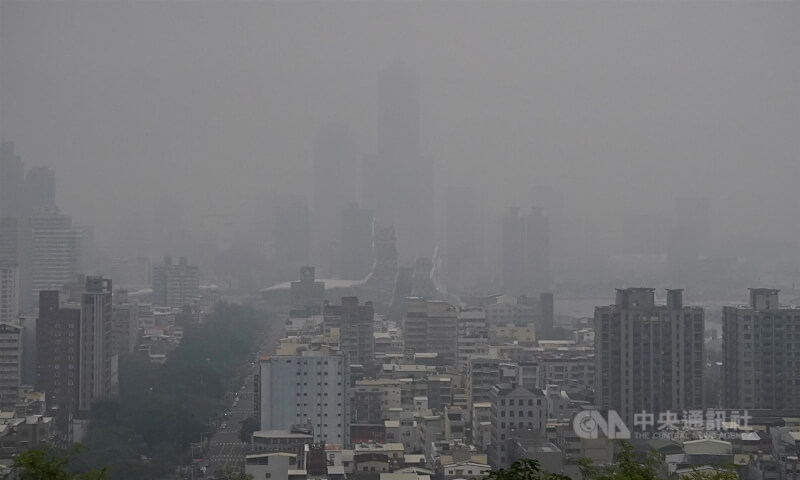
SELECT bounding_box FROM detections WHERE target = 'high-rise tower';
[312,123,357,272]
[595,288,705,425]
[79,276,115,412]
[0,141,24,219]
[363,63,434,262]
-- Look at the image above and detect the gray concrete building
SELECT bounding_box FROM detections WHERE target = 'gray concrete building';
[404,298,458,367]
[595,288,705,425]
[722,289,800,409]
[151,256,199,309]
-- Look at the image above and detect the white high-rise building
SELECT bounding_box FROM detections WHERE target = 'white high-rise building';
[0,321,22,410]
[151,256,199,308]
[0,265,18,323]
[30,213,83,302]
[257,351,350,445]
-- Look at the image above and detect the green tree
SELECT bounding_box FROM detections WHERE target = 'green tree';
[578,441,738,480]
[491,442,738,480]
[487,459,571,480]
[14,449,107,480]
[71,303,272,480]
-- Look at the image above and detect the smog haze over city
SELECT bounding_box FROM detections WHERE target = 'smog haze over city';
[0,1,799,480]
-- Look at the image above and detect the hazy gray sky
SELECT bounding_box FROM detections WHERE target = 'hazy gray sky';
[1,1,798,249]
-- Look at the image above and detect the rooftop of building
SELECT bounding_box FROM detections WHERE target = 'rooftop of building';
[252,430,314,439]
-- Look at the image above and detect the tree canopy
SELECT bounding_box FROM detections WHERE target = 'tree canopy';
[490,441,738,480]
[15,449,107,480]
[72,303,271,480]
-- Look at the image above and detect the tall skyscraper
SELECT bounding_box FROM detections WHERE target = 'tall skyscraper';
[289,266,325,310]
[151,256,199,308]
[79,276,115,412]
[312,123,357,270]
[273,193,311,278]
[0,141,24,219]
[0,218,32,313]
[722,289,800,409]
[444,187,484,291]
[24,166,57,215]
[502,208,527,296]
[595,288,705,424]
[258,351,351,445]
[339,204,374,280]
[0,265,19,323]
[363,63,434,262]
[36,290,81,424]
[323,297,374,369]
[502,207,551,296]
[29,212,84,303]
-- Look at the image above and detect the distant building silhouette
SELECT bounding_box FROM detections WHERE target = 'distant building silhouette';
[29,212,83,303]
[151,256,199,309]
[339,204,374,280]
[444,187,484,291]
[25,166,56,215]
[0,141,24,219]
[290,266,325,310]
[312,123,357,272]
[502,207,550,296]
[0,217,32,312]
[273,193,311,278]
[363,63,434,262]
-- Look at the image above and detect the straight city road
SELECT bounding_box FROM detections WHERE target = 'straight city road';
[199,311,281,479]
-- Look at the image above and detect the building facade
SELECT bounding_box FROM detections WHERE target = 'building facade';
[258,351,351,445]
[79,276,115,412]
[595,288,705,424]
[404,298,458,366]
[501,207,550,297]
[323,297,375,369]
[0,217,31,312]
[35,290,80,422]
[111,289,139,355]
[722,289,800,409]
[151,256,199,309]
[29,212,83,302]
[0,265,18,323]
[0,141,24,219]
[488,383,546,468]
[0,321,23,410]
